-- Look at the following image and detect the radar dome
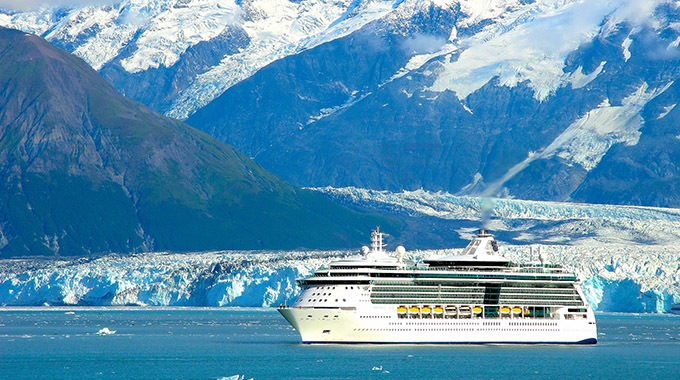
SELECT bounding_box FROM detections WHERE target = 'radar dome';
[396,246,406,255]
[361,246,370,255]
[538,246,548,264]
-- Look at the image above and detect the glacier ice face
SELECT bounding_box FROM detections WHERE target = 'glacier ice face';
[1,244,678,312]
[0,251,349,307]
[500,245,680,313]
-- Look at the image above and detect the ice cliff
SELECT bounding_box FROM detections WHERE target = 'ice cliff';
[1,245,678,312]
[0,251,343,308]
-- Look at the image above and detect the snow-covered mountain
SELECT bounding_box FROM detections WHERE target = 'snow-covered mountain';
[3,0,679,208]
[1,190,679,312]
[0,0,403,118]
[185,0,680,208]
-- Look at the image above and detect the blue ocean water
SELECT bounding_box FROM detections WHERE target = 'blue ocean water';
[0,308,679,380]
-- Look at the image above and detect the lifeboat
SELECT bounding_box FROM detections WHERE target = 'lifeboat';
[421,306,432,313]
[397,306,407,314]
[524,308,531,316]
[500,306,511,314]
[433,306,444,314]
[409,306,420,313]
[445,306,457,314]
[512,307,522,314]
[459,306,471,315]
[472,306,483,314]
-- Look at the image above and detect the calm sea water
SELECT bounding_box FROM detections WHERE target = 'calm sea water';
[0,308,679,380]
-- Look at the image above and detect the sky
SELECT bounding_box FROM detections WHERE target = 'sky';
[0,0,117,11]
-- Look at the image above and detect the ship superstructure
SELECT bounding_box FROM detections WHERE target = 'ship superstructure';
[278,228,597,344]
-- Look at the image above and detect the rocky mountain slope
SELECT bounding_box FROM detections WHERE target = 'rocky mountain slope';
[0,27,394,257]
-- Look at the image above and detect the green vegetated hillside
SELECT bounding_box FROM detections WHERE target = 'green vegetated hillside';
[0,27,397,257]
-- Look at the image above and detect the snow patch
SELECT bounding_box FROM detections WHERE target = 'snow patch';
[569,61,606,89]
[480,81,671,193]
[120,1,242,73]
[430,0,620,101]
[657,103,676,119]
[622,35,633,61]
[552,82,671,170]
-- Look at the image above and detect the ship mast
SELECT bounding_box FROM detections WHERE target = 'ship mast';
[371,226,385,252]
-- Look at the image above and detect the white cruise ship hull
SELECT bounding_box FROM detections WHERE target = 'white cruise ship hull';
[278,307,597,344]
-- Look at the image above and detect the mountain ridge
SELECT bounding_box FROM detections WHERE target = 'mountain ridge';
[0,26,396,257]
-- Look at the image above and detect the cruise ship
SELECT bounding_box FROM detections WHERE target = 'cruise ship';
[278,228,597,344]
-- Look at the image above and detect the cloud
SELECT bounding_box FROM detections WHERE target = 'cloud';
[638,29,680,60]
[0,0,117,12]
[603,0,672,34]
[400,33,446,55]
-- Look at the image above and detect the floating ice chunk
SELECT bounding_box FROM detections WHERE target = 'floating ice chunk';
[217,375,250,380]
[96,327,116,335]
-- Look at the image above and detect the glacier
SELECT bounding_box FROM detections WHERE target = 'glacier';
[1,244,677,312]
[1,188,679,312]
[313,186,680,245]
[0,251,345,308]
